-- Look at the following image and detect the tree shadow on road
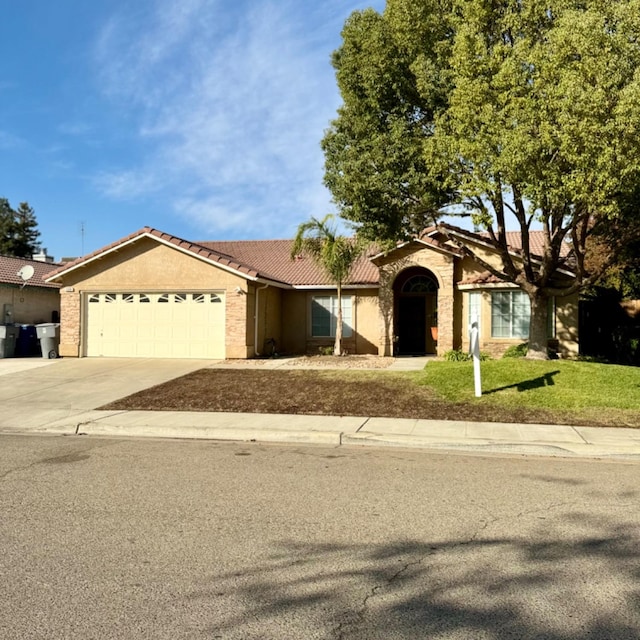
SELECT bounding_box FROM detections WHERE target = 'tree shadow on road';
[192,513,640,639]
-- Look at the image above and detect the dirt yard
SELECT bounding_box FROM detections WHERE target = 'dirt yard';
[101,366,574,425]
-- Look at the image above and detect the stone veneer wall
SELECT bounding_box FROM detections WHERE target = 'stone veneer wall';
[59,290,81,357]
[377,249,458,356]
[225,286,250,358]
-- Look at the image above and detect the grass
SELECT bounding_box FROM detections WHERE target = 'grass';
[424,360,639,410]
[101,359,640,428]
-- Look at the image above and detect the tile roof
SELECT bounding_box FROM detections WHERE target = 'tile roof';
[435,223,571,258]
[198,239,380,286]
[459,271,506,285]
[45,223,570,289]
[0,254,61,289]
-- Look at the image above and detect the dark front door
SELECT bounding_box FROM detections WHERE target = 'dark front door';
[398,296,426,354]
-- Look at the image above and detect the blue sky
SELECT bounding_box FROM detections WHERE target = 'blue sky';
[1,0,385,261]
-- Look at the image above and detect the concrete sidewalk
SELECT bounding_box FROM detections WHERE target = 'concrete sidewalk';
[19,408,640,460]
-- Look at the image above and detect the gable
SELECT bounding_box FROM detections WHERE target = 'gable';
[53,237,248,290]
[371,237,461,267]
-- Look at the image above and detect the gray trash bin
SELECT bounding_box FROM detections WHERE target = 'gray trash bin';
[36,323,61,359]
[0,325,19,358]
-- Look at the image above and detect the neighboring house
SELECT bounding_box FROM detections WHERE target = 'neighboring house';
[44,225,579,360]
[0,255,61,325]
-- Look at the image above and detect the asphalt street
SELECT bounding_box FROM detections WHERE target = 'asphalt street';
[1,434,639,639]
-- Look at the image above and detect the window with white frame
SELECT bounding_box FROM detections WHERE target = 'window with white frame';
[468,291,481,332]
[491,290,530,338]
[311,296,353,338]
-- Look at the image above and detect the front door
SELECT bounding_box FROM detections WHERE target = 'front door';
[398,296,426,354]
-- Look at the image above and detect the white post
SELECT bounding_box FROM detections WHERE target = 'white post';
[469,316,482,397]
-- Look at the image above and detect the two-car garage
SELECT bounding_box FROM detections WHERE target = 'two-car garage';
[44,228,273,360]
[84,291,226,359]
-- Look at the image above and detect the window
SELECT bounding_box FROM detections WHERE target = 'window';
[158,294,169,303]
[122,294,135,303]
[174,294,187,303]
[139,294,150,303]
[402,274,437,293]
[468,292,481,331]
[311,296,352,338]
[193,293,221,303]
[88,294,99,303]
[491,291,530,338]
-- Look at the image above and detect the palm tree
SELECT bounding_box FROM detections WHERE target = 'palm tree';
[291,215,364,356]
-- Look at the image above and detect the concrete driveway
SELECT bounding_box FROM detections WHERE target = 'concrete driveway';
[0,357,218,432]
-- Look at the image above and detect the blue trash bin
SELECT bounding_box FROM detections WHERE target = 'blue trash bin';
[16,325,39,357]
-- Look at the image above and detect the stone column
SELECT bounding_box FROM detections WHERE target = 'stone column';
[225,285,249,359]
[59,290,81,357]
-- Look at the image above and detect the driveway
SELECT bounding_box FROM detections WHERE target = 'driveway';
[0,357,218,432]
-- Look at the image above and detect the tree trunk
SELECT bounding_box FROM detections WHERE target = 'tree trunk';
[526,291,549,360]
[334,282,343,356]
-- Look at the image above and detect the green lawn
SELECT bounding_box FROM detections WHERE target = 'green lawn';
[422,359,640,419]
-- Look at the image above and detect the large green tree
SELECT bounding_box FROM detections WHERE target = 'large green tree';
[291,215,364,356]
[0,198,41,258]
[323,0,640,359]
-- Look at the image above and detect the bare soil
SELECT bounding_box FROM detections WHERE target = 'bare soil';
[101,367,574,425]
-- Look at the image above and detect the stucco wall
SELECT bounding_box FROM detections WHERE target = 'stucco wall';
[555,292,579,357]
[0,285,59,325]
[280,288,380,356]
[53,238,250,358]
[281,290,307,355]
[354,291,380,354]
[248,283,282,357]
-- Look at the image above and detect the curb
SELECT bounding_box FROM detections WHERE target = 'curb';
[57,422,640,460]
[78,423,343,445]
[342,432,640,459]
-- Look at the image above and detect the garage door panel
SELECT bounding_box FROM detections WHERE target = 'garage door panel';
[85,292,226,358]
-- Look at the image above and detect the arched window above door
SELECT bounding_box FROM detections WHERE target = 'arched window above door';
[401,274,438,293]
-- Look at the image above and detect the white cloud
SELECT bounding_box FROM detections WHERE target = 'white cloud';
[93,169,159,200]
[0,130,24,149]
[92,0,384,237]
[58,122,94,136]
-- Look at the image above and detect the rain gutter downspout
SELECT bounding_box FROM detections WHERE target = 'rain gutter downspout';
[254,282,269,356]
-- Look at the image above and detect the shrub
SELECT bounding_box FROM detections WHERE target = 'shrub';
[502,342,528,359]
[444,349,491,362]
[443,349,471,361]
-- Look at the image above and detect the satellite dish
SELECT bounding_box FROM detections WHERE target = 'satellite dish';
[17,265,35,286]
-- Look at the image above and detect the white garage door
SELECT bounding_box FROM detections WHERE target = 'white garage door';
[85,292,225,358]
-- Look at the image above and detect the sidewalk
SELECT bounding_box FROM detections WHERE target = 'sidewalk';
[28,408,640,460]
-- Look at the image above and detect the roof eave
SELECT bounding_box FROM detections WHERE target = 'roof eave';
[45,231,272,284]
[370,238,460,264]
[435,226,577,278]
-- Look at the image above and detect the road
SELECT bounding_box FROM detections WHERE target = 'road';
[1,434,639,639]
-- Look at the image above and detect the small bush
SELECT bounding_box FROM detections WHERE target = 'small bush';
[444,349,491,362]
[318,346,334,356]
[444,349,471,361]
[502,342,528,359]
